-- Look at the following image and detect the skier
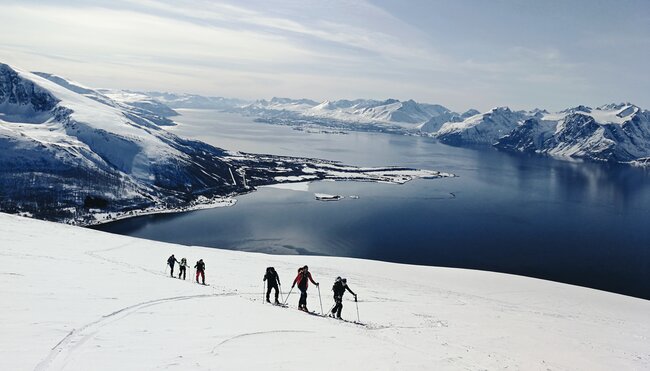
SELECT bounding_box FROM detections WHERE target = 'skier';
[330,277,357,319]
[263,267,281,304]
[292,265,319,311]
[178,258,188,280]
[167,254,179,277]
[194,259,206,284]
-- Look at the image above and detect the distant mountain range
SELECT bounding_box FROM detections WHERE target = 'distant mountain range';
[125,93,650,166]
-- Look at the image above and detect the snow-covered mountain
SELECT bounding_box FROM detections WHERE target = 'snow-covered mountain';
[434,107,531,145]
[418,108,480,133]
[97,89,179,118]
[240,97,457,127]
[0,63,247,222]
[3,212,649,371]
[496,103,650,163]
[33,73,178,126]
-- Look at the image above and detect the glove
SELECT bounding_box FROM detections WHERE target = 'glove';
[316,282,320,286]
[354,295,358,302]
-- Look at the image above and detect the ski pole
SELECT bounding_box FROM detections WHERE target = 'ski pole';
[283,286,294,305]
[355,297,360,322]
[328,303,336,317]
[317,285,323,315]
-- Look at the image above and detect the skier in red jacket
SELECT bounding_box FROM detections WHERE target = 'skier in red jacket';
[292,265,319,311]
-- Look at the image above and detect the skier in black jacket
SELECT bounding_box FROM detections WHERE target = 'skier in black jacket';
[263,267,281,304]
[167,254,179,277]
[330,277,356,319]
[178,258,188,280]
[195,259,206,284]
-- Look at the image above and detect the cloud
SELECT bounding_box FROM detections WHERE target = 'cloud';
[0,0,647,111]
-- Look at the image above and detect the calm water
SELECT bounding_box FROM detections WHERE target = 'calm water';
[96,109,650,300]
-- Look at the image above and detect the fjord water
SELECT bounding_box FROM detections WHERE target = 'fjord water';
[96,110,650,299]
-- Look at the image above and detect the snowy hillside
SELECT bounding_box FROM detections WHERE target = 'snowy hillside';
[0,63,245,222]
[1,213,648,371]
[435,107,530,145]
[496,103,650,163]
[97,89,179,119]
[0,63,449,224]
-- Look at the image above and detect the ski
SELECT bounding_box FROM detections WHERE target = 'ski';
[323,313,367,326]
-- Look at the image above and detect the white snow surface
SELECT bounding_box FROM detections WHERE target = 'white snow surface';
[1,213,648,371]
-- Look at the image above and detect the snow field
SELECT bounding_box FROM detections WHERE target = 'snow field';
[0,213,648,370]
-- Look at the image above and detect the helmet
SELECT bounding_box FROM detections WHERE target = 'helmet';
[336,276,342,282]
[341,278,347,284]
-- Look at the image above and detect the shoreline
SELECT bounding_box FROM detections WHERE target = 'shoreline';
[81,167,454,227]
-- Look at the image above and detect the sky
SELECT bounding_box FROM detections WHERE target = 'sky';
[0,0,648,111]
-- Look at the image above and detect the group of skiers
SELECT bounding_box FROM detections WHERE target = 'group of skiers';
[264,265,357,319]
[167,254,206,285]
[166,256,358,319]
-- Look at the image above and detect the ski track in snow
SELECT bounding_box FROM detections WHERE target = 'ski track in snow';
[34,293,231,371]
[34,240,384,370]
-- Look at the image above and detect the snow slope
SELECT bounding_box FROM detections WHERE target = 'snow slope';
[1,213,648,371]
[0,63,243,222]
[97,89,179,119]
[435,107,530,145]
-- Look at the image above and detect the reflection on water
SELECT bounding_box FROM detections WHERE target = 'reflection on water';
[95,110,650,299]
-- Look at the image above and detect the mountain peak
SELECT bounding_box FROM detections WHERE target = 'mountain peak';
[561,105,592,114]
